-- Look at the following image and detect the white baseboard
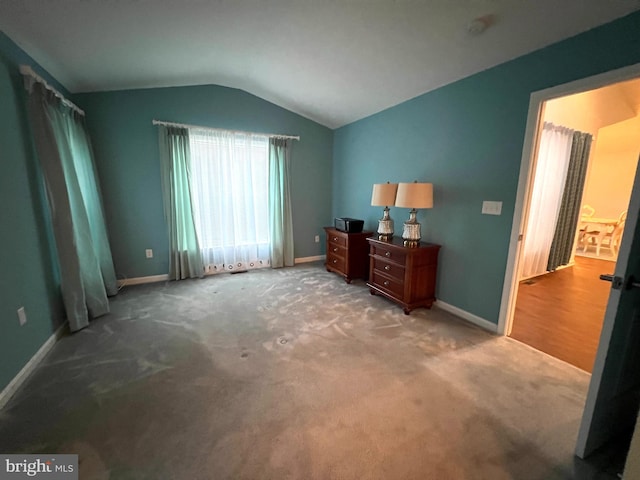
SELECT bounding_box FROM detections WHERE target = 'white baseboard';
[117,260,328,285]
[295,255,326,264]
[0,323,67,410]
[117,274,169,287]
[434,300,498,333]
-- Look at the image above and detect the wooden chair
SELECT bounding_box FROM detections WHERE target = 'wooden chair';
[581,211,626,256]
[578,204,596,248]
[608,218,626,256]
[582,205,595,217]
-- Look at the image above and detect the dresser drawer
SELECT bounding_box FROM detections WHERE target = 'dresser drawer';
[372,257,405,282]
[370,270,404,298]
[326,252,346,271]
[327,232,347,247]
[327,243,346,257]
[370,243,407,264]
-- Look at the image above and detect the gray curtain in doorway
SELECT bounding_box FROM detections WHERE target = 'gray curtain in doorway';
[547,131,593,271]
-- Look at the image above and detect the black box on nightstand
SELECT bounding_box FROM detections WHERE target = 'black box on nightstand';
[334,217,364,233]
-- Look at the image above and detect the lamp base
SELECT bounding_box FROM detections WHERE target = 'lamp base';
[377,207,394,238]
[401,209,421,247]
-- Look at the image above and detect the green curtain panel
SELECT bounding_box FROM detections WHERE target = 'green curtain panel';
[268,138,294,268]
[158,126,204,280]
[547,131,593,271]
[25,80,117,332]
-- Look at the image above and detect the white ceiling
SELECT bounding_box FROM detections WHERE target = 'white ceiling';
[545,78,640,135]
[1,0,640,128]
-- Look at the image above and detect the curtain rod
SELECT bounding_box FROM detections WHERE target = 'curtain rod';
[19,65,85,116]
[152,119,300,141]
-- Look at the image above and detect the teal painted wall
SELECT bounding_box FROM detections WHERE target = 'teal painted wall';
[74,86,333,279]
[0,32,65,391]
[2,8,639,392]
[333,11,640,324]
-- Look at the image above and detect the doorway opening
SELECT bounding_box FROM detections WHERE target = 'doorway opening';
[509,80,640,373]
[499,62,640,462]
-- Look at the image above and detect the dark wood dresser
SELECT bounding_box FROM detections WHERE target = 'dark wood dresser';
[324,227,373,283]
[366,237,441,314]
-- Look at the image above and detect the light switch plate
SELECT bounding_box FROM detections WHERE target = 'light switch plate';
[482,201,503,215]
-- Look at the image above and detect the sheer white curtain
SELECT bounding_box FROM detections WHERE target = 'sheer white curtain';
[188,129,271,274]
[521,122,574,279]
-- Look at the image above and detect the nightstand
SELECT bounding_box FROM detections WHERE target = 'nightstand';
[324,227,373,283]
[367,237,440,314]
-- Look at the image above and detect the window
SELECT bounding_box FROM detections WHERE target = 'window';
[188,129,271,273]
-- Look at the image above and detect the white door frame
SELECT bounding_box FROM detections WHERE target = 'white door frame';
[498,62,640,336]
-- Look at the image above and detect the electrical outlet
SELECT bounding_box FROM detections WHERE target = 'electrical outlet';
[145,249,153,258]
[17,307,27,326]
[314,235,320,243]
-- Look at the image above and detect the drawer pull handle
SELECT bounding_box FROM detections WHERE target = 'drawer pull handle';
[333,237,338,241]
[385,251,391,257]
[383,281,390,286]
[333,247,338,252]
[384,265,390,271]
[333,259,337,264]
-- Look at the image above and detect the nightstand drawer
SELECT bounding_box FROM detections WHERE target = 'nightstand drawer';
[372,258,404,281]
[328,233,347,247]
[326,252,346,271]
[371,270,404,298]
[327,244,346,256]
[371,243,407,264]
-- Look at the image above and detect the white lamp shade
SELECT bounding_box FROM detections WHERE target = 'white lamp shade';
[371,183,398,206]
[395,182,433,209]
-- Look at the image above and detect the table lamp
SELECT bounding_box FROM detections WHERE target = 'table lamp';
[371,182,398,240]
[395,181,433,246]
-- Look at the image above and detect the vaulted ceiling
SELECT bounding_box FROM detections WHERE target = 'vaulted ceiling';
[1,0,639,128]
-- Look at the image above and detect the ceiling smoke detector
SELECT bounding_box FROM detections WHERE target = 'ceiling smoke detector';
[467,14,496,35]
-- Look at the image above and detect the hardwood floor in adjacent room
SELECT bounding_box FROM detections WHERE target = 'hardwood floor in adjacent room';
[509,255,614,373]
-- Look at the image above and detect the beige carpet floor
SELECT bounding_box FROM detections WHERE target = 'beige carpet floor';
[0,262,617,479]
